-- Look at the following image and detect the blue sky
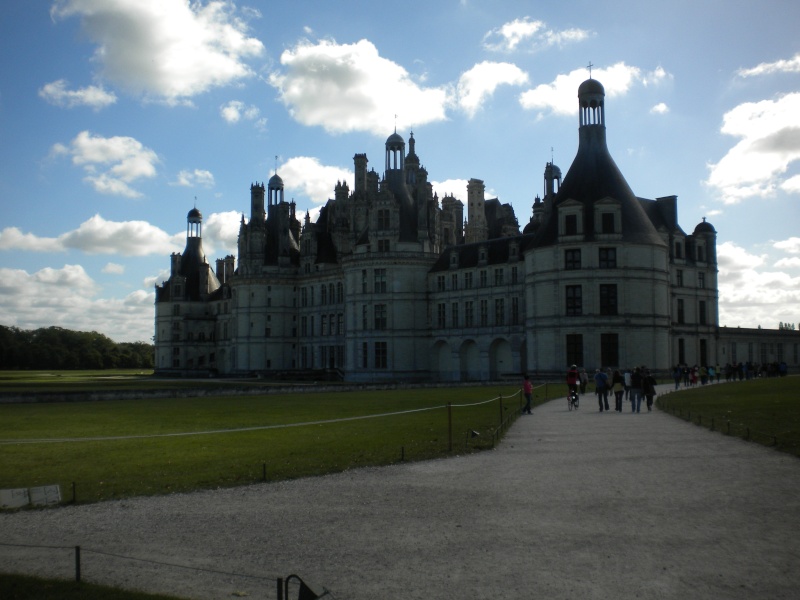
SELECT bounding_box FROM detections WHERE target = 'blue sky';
[1,0,799,343]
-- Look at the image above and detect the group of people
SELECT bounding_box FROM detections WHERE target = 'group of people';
[568,365,657,413]
[670,361,790,390]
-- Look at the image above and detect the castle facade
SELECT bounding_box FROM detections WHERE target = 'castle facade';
[155,78,727,381]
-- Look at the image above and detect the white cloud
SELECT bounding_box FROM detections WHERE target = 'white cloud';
[775,257,800,269]
[279,156,353,205]
[269,38,449,135]
[650,102,669,114]
[52,130,160,197]
[173,169,215,187]
[39,79,117,109]
[431,178,470,203]
[144,268,172,289]
[519,62,665,117]
[482,17,590,53]
[705,93,800,203]
[0,214,181,256]
[774,236,800,254]
[51,0,264,104]
[717,241,800,328]
[220,100,267,130]
[457,61,529,118]
[0,264,155,342]
[202,210,241,255]
[102,262,125,274]
[738,52,800,77]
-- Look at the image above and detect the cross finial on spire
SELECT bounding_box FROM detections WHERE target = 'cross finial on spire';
[394,114,397,133]
[274,155,278,175]
[587,61,594,78]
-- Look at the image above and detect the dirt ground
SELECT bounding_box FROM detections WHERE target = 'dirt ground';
[2,384,800,599]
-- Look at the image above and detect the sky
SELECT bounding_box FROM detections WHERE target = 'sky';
[1,0,799,344]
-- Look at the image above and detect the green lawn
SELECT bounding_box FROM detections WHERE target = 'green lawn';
[0,385,527,504]
[0,573,182,600]
[656,376,800,456]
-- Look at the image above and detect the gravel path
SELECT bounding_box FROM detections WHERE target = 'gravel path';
[2,385,800,599]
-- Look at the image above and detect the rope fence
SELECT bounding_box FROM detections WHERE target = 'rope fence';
[0,541,324,599]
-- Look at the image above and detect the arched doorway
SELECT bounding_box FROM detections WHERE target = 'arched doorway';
[459,340,480,381]
[489,338,512,380]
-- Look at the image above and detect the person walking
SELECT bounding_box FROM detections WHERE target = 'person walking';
[644,369,657,411]
[594,368,610,412]
[579,368,589,394]
[611,370,625,412]
[522,374,533,414]
[673,365,682,390]
[630,367,644,413]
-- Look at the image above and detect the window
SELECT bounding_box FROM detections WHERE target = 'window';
[601,333,619,367]
[451,303,459,328]
[465,301,474,327]
[437,275,445,292]
[437,303,446,328]
[362,305,368,330]
[362,342,368,369]
[321,285,327,305]
[566,285,582,316]
[495,298,505,326]
[566,334,583,368]
[511,266,518,284]
[565,249,581,270]
[698,272,705,289]
[377,239,390,252]
[511,297,520,325]
[337,282,343,303]
[697,245,705,262]
[172,304,181,316]
[479,270,487,287]
[565,214,578,235]
[677,299,685,324]
[675,241,683,259]
[678,338,686,365]
[677,270,683,287]
[599,248,616,269]
[374,268,387,293]
[699,300,707,325]
[375,342,388,369]
[361,270,367,293]
[301,288,308,307]
[377,209,390,229]
[464,272,473,289]
[494,268,504,286]
[451,274,458,290]
[374,304,387,330]
[337,314,343,335]
[599,284,618,315]
[601,212,615,234]
[480,299,488,326]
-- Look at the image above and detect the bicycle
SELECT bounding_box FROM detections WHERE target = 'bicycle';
[568,388,579,411]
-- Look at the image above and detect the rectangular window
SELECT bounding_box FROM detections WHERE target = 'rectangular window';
[675,241,683,259]
[437,275,445,292]
[565,249,581,270]
[480,299,488,326]
[479,270,487,288]
[377,209,390,229]
[464,272,473,289]
[698,245,705,262]
[361,269,367,294]
[451,302,459,328]
[511,297,520,325]
[601,333,619,368]
[511,266,518,284]
[566,285,582,316]
[566,334,583,368]
[678,338,686,364]
[451,274,458,290]
[565,214,578,235]
[465,301,474,327]
[437,303,446,328]
[377,239,390,252]
[599,284,618,316]
[362,305,368,330]
[374,268,387,293]
[677,299,685,324]
[599,247,617,268]
[698,272,705,289]
[699,300,707,325]
[494,268,504,286]
[374,304,387,330]
[321,315,327,336]
[375,341,387,369]
[601,212,615,234]
[677,270,683,287]
[495,298,505,326]
[337,314,344,335]
[362,342,368,369]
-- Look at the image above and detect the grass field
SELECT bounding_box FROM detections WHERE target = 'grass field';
[0,382,528,504]
[656,376,800,456]
[0,573,181,600]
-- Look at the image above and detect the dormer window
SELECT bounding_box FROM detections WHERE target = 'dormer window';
[565,214,578,235]
[601,212,615,233]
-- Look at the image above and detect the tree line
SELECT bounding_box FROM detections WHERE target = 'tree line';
[0,325,154,370]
